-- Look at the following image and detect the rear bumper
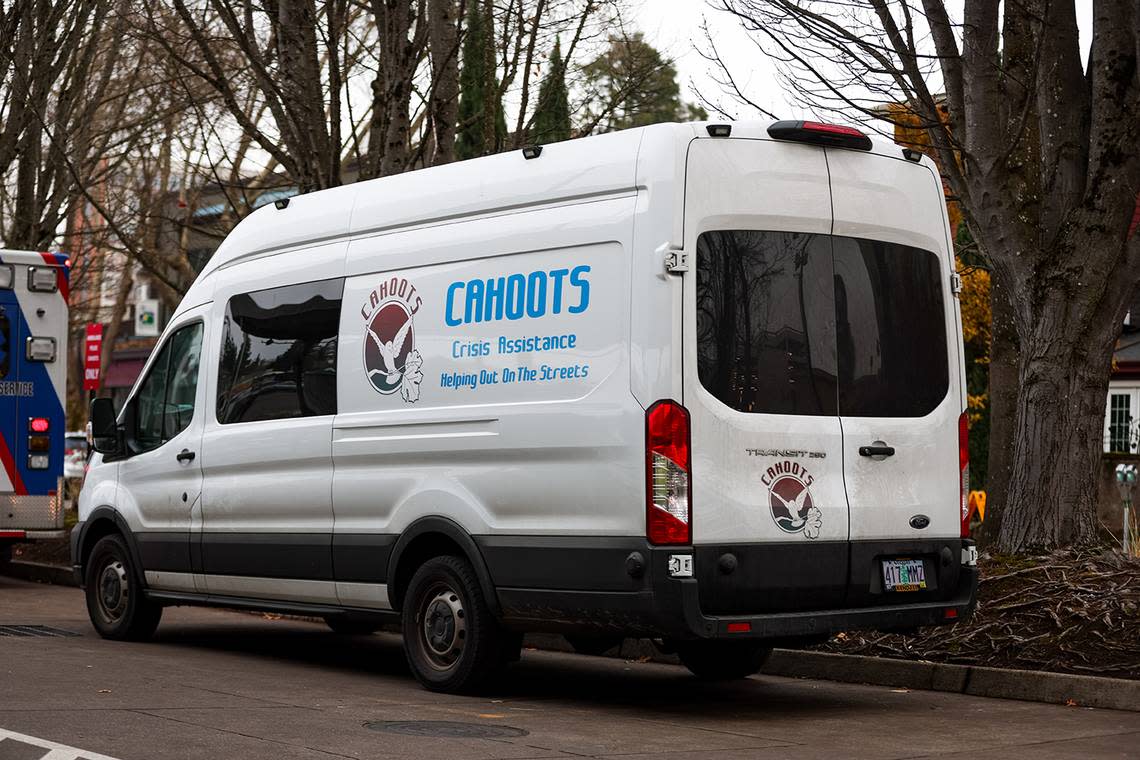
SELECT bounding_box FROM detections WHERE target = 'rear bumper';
[676,566,978,639]
[490,536,979,641]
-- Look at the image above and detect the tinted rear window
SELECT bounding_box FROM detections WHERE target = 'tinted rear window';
[696,231,948,418]
[695,231,837,415]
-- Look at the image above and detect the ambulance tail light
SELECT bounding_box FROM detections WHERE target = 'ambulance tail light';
[647,400,691,545]
[959,412,970,538]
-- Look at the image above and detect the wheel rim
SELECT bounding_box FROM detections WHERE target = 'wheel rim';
[96,558,129,623]
[418,582,466,671]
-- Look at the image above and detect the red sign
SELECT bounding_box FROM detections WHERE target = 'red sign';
[83,324,104,391]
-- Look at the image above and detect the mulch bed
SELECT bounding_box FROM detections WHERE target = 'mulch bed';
[816,549,1140,680]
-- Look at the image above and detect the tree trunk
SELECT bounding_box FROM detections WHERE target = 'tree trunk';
[997,288,1117,551]
[427,0,459,165]
[978,266,1018,545]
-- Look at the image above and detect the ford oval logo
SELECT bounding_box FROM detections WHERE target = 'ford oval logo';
[910,514,930,530]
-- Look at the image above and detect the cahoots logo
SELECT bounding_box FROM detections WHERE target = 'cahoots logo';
[761,460,823,539]
[362,276,424,403]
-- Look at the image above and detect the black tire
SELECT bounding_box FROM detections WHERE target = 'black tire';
[675,640,772,680]
[565,634,623,656]
[323,616,380,635]
[0,543,11,569]
[84,534,162,641]
[401,555,510,693]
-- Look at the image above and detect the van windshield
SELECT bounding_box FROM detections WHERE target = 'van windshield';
[695,230,949,418]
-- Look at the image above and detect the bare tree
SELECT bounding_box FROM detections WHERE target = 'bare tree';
[710,0,1140,552]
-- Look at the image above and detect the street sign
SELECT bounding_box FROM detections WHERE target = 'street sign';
[83,323,103,391]
[135,298,159,337]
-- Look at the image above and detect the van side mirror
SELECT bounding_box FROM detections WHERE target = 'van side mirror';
[90,398,122,455]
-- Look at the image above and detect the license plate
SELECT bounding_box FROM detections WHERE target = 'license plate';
[882,559,926,592]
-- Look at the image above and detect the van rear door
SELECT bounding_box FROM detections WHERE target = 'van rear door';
[826,149,964,603]
[682,138,850,613]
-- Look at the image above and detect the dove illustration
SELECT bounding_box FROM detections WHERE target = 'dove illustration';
[771,487,811,528]
[367,317,413,383]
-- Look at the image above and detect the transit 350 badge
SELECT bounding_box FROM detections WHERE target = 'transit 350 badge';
[362,276,424,403]
[761,461,823,539]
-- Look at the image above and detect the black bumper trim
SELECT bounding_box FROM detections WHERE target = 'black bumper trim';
[678,566,979,639]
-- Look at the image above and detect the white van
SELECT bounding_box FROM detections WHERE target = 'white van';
[74,121,978,692]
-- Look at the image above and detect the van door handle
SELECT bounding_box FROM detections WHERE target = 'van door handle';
[176,449,196,463]
[859,445,895,458]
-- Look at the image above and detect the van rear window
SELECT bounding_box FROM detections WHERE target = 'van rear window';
[217,278,343,424]
[696,231,948,418]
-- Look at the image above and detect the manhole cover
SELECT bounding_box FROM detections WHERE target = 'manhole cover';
[365,721,529,739]
[0,625,79,638]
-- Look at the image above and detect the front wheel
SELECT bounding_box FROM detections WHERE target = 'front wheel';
[675,640,772,680]
[84,534,162,641]
[401,555,511,693]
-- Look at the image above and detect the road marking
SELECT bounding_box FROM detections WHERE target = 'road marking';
[0,728,121,760]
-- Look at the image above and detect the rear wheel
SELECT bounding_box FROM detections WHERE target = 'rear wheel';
[323,616,380,635]
[401,555,511,693]
[0,543,11,569]
[675,640,772,680]
[84,534,162,641]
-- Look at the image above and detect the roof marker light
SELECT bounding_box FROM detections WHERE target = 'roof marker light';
[706,124,732,138]
[767,120,873,151]
[522,145,543,160]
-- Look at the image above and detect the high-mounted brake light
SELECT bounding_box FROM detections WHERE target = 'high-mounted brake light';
[959,412,970,538]
[767,120,873,151]
[646,400,692,545]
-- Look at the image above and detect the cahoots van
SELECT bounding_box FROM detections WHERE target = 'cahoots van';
[74,121,978,692]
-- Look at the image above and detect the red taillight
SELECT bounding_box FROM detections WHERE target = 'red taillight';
[29,417,50,433]
[959,412,970,538]
[767,119,873,151]
[646,400,691,545]
[944,608,959,620]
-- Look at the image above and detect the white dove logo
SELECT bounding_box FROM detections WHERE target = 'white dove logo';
[769,474,823,539]
[363,299,424,402]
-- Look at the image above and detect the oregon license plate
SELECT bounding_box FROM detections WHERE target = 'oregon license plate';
[882,559,927,592]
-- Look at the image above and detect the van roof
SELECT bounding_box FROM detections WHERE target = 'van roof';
[192,120,918,287]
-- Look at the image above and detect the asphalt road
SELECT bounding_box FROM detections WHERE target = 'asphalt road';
[1,575,1137,760]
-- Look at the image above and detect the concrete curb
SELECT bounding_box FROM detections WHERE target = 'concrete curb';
[760,649,1140,712]
[3,560,77,587]
[526,634,1140,712]
[7,564,1137,712]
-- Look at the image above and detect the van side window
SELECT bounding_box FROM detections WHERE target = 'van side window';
[134,322,204,453]
[216,278,343,424]
[695,231,838,415]
[696,231,949,418]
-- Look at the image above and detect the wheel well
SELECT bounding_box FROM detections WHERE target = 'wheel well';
[79,517,122,575]
[390,532,466,611]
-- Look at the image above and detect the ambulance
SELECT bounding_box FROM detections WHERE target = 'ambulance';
[74,121,978,692]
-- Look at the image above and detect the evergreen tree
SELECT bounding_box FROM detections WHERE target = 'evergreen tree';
[531,37,572,144]
[582,33,707,133]
[456,1,505,159]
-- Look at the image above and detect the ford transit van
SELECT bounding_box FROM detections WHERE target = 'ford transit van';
[74,121,978,692]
